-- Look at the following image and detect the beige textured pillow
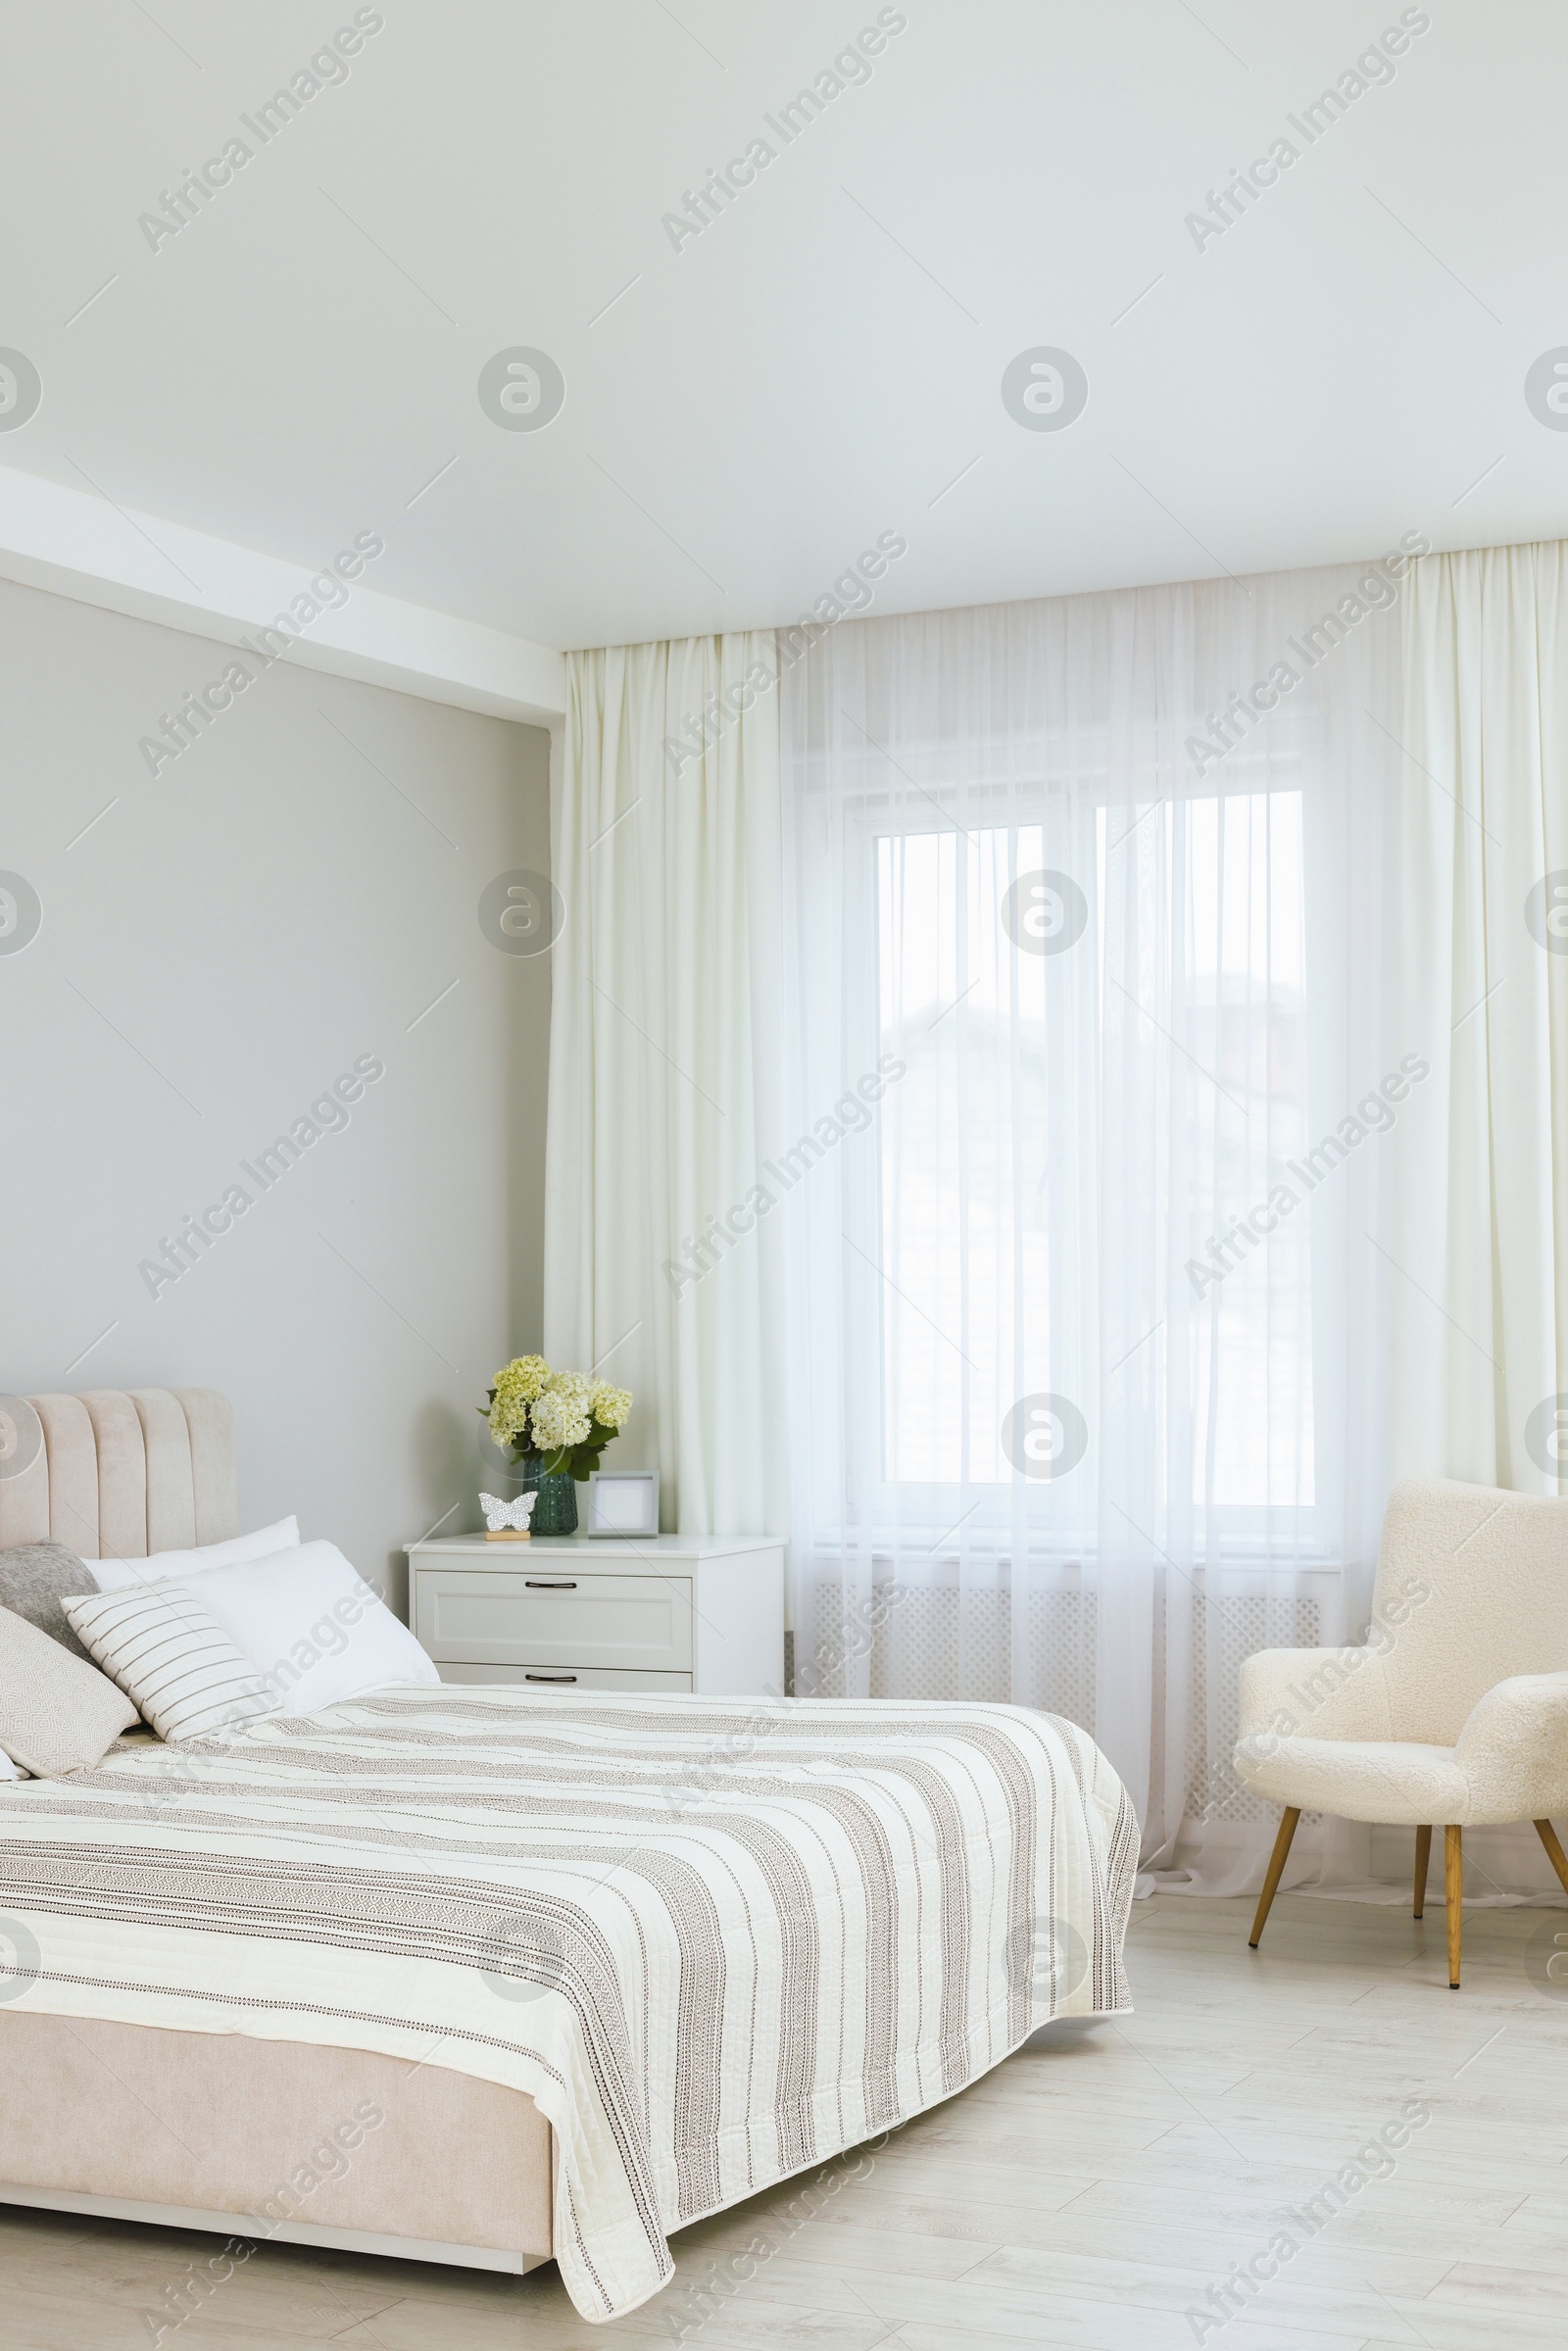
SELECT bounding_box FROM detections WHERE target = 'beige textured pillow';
[0,1603,138,1777]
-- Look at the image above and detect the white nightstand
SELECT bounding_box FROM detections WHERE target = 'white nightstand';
[404,1533,786,1697]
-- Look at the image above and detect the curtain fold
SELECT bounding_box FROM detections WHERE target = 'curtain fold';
[779,566,1411,1886]
[1391,544,1568,1494]
[544,634,786,1537]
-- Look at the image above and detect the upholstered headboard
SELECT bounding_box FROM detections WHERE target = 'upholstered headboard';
[0,1391,236,1560]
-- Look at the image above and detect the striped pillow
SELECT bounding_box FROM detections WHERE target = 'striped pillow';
[60,1585,281,1741]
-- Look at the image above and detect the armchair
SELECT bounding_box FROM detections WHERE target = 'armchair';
[1234,1477,1568,1985]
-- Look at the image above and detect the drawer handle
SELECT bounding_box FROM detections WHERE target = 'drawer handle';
[524,1579,577,1590]
[525,1672,577,1684]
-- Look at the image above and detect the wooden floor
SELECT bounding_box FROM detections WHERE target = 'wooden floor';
[6,1891,1568,2349]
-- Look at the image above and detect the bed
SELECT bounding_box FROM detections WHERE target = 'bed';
[0,1389,1138,2322]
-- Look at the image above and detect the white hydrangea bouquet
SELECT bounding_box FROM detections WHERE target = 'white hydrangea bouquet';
[481,1355,633,1482]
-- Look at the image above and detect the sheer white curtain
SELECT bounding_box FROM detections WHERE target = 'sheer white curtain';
[778,567,1410,1883]
[545,633,786,1537]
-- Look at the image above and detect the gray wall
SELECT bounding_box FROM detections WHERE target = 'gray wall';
[0,575,552,1614]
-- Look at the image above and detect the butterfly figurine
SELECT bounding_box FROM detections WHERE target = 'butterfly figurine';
[480,1490,538,1536]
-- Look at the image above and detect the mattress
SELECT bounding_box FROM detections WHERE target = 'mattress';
[0,1685,1137,2320]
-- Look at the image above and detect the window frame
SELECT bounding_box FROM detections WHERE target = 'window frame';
[811,755,1338,1569]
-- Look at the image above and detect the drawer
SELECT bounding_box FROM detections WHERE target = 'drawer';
[414,1568,693,1673]
[436,1662,693,1693]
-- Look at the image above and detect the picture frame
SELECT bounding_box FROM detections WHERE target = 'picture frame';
[585,1468,660,1538]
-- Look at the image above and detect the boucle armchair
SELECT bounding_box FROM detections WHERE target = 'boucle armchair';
[1234,1477,1568,1986]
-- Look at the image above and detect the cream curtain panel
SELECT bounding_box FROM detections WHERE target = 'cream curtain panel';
[1363,541,1568,1902]
[544,634,786,1536]
[1391,543,1568,1498]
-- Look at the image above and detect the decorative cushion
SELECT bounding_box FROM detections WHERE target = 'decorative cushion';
[0,1603,138,1777]
[0,1541,99,1662]
[60,1586,281,1742]
[88,1514,301,1592]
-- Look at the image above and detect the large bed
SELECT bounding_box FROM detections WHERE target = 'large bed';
[0,1389,1138,2323]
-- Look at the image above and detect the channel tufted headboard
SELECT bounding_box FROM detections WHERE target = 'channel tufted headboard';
[0,1390,236,1561]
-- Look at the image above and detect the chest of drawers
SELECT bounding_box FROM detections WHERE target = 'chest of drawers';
[405,1532,786,1696]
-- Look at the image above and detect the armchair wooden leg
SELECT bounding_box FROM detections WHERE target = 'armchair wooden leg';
[1250,1806,1301,1948]
[1413,1825,1432,1920]
[1534,1818,1568,1898]
[1445,1825,1463,1987]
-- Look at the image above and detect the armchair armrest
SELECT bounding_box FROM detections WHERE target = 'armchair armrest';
[1456,1674,1568,1823]
[1237,1643,1394,1754]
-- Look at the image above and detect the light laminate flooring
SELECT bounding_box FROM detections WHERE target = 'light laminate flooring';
[5,1891,1567,2351]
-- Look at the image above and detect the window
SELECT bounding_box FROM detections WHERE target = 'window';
[855,785,1314,1536]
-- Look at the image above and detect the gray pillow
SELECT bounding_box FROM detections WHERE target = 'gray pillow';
[0,1541,99,1663]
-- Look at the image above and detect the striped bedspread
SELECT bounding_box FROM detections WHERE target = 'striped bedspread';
[0,1688,1137,2320]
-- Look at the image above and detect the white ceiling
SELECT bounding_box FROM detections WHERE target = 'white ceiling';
[4,0,1566,653]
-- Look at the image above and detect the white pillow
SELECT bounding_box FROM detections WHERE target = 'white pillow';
[89,1515,301,1592]
[59,1586,282,1741]
[163,1540,438,1714]
[0,1750,29,1780]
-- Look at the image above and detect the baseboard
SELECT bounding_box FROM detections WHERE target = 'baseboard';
[0,2181,549,2274]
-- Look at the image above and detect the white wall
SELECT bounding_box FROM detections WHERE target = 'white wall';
[0,574,552,1614]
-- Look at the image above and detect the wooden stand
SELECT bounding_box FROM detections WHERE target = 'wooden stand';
[1249,1806,1300,1948]
[483,1529,531,1542]
[1445,1825,1462,1987]
[1535,1817,1568,1896]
